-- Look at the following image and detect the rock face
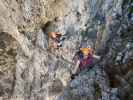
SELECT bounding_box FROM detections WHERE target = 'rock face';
[0,0,133,100]
[0,32,18,97]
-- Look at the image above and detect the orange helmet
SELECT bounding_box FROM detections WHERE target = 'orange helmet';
[80,48,93,56]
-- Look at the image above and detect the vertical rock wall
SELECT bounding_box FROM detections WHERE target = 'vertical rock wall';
[0,0,132,100]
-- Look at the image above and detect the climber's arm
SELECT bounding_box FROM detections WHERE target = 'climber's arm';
[72,60,80,74]
[92,54,101,60]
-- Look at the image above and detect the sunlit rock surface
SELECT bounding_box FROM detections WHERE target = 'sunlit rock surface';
[0,0,132,100]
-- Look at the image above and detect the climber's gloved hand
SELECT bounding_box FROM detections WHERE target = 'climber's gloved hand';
[71,73,78,80]
[71,74,75,80]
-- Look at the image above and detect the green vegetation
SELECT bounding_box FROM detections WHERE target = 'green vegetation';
[80,30,89,39]
[122,0,128,6]
[122,0,133,6]
[94,82,101,99]
[80,30,87,38]
[128,6,133,13]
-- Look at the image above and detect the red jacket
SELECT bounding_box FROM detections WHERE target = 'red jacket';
[79,54,93,71]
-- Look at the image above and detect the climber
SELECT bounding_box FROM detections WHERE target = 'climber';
[71,45,101,79]
[74,46,94,71]
[48,32,65,49]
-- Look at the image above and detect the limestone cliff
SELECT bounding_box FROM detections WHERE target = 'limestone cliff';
[0,0,133,100]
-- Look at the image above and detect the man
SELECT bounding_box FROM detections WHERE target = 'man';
[72,45,100,79]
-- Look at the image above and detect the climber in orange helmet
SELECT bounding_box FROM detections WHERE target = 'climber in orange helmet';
[72,45,100,79]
